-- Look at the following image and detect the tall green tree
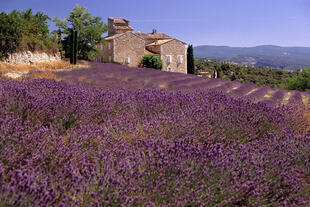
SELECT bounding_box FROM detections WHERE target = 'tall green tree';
[216,64,223,78]
[19,9,53,52]
[187,45,195,74]
[54,5,108,60]
[0,12,21,59]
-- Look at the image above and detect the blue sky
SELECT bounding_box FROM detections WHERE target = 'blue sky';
[1,0,310,47]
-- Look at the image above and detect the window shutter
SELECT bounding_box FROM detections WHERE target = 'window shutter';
[167,55,172,63]
[177,55,182,64]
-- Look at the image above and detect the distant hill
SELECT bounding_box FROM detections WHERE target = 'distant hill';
[194,45,310,70]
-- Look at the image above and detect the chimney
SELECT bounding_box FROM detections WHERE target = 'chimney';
[108,18,115,36]
[152,29,157,34]
[108,17,133,36]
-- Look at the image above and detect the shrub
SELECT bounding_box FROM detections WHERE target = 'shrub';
[283,68,310,91]
[141,54,163,70]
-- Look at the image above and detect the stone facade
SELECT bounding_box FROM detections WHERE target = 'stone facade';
[160,40,187,74]
[99,40,114,63]
[4,51,61,65]
[97,17,187,74]
[113,33,145,67]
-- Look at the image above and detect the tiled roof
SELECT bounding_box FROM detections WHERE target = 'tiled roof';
[104,32,145,41]
[146,39,174,46]
[104,33,124,40]
[136,33,172,39]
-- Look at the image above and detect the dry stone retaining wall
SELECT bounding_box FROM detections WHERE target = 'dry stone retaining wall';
[4,51,61,65]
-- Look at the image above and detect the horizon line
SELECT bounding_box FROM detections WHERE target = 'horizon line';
[193,44,310,48]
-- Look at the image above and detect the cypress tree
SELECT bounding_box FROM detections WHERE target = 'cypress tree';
[70,29,74,64]
[73,30,78,64]
[187,45,195,74]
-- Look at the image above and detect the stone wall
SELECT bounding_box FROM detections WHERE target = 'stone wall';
[4,51,61,65]
[114,33,145,67]
[160,40,187,74]
[99,40,114,63]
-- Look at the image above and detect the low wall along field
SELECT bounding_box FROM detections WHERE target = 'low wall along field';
[3,51,61,65]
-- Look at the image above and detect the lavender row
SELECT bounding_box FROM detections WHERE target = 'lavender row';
[288,91,303,105]
[261,89,288,107]
[246,87,273,102]
[55,64,310,107]
[229,83,258,97]
[211,81,243,93]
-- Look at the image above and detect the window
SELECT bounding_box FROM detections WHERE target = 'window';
[125,57,130,64]
[167,55,172,64]
[109,56,112,62]
[108,42,111,50]
[177,55,183,64]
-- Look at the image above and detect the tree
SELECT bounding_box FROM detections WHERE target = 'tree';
[18,9,54,52]
[187,45,195,74]
[231,72,237,81]
[0,12,21,59]
[283,68,310,91]
[141,55,163,70]
[215,64,222,78]
[54,5,108,60]
[0,9,57,60]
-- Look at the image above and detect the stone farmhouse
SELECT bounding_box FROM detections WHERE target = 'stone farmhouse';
[96,17,187,74]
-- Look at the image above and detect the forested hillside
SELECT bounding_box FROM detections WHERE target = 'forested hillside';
[194,45,310,70]
[195,59,294,88]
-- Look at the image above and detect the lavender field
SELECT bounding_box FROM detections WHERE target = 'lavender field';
[1,64,310,206]
[55,63,310,107]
